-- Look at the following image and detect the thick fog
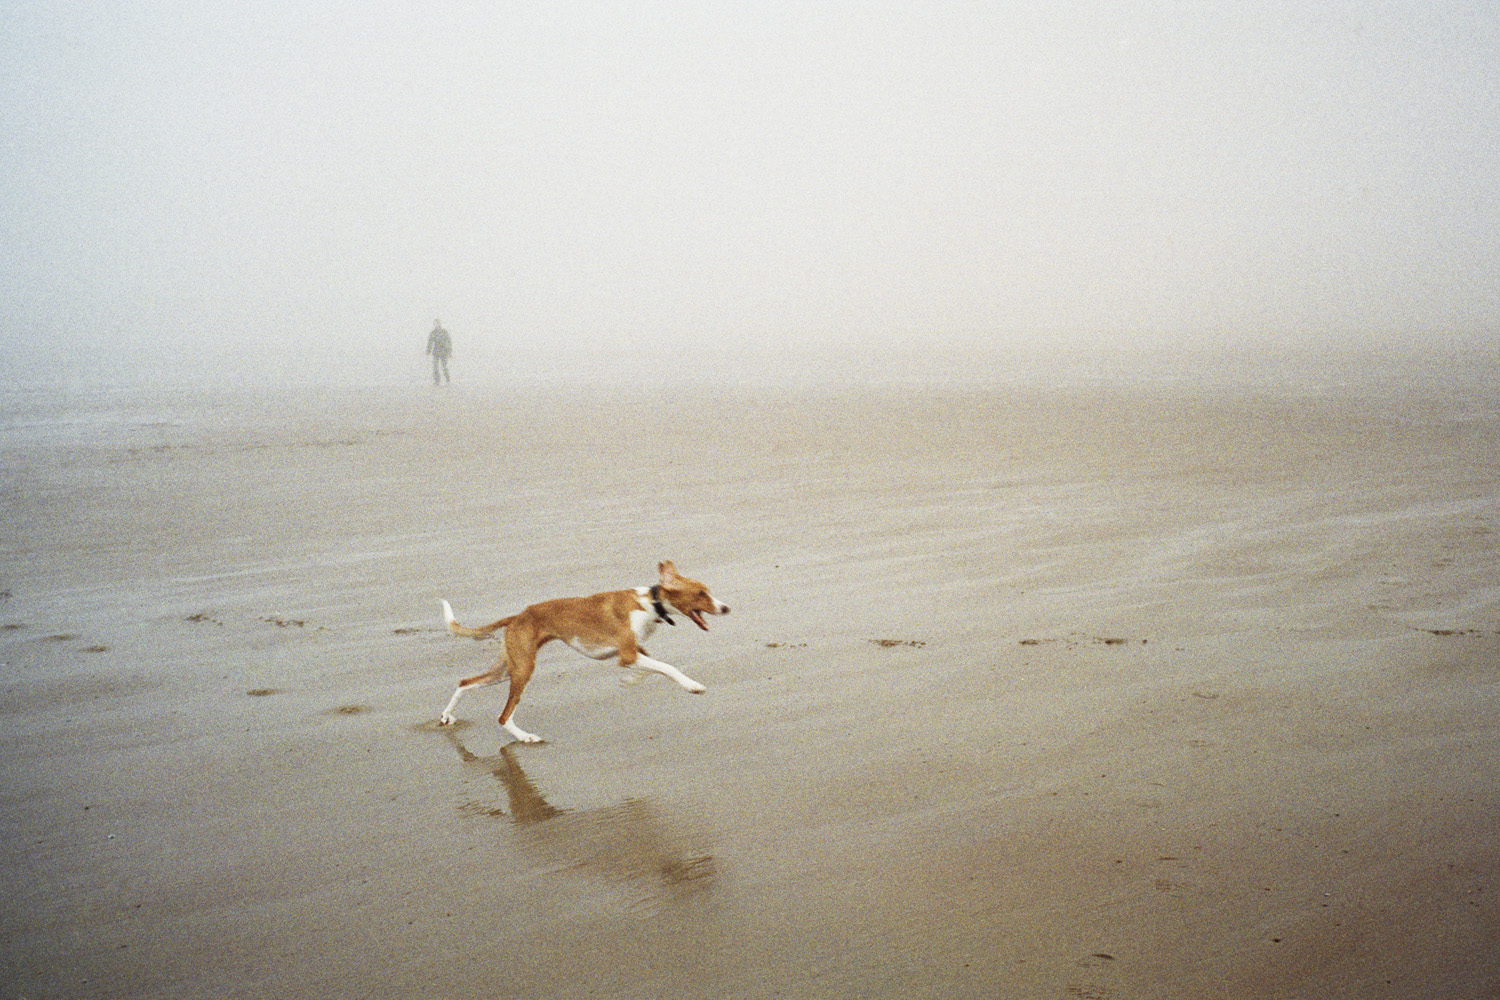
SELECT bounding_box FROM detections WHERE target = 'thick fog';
[3,1,1497,385]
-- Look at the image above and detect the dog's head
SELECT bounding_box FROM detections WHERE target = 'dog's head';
[657,560,730,631]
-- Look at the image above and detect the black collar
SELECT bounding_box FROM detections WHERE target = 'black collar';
[649,585,676,625]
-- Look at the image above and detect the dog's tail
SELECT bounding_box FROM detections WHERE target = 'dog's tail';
[441,599,513,640]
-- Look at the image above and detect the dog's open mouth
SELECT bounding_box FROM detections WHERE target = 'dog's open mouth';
[685,610,709,630]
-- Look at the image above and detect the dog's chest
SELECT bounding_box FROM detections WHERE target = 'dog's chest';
[628,596,660,642]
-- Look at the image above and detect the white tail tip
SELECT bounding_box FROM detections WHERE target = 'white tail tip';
[441,599,457,625]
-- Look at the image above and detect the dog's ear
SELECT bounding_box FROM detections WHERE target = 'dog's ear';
[658,560,679,582]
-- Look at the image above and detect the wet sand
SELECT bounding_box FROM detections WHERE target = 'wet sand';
[1,349,1498,998]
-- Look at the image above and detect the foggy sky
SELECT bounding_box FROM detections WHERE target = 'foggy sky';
[3,1,1498,381]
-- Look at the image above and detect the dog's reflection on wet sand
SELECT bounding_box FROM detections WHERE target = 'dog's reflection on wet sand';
[442,732,717,910]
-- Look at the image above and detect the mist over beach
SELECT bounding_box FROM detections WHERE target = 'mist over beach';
[4,1,1500,997]
[5,1,1498,372]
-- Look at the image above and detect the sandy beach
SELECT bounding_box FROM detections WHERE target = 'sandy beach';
[1,347,1497,999]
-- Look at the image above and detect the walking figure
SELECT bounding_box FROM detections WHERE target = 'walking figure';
[426,320,452,385]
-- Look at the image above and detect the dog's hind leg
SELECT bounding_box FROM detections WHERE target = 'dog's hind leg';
[496,670,542,743]
[496,632,544,744]
[439,666,504,725]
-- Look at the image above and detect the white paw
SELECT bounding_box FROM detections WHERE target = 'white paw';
[685,681,707,694]
[439,714,455,725]
[503,721,544,743]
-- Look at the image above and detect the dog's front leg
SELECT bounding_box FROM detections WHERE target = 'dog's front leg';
[631,653,707,694]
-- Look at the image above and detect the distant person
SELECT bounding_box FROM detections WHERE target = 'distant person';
[426,320,452,385]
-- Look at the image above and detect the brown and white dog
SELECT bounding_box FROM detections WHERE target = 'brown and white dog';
[437,561,730,743]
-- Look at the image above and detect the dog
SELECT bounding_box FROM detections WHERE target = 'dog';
[437,561,730,743]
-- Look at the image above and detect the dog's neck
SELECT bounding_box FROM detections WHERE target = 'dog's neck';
[648,584,676,626]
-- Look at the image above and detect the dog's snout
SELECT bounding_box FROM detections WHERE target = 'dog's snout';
[718,603,730,614]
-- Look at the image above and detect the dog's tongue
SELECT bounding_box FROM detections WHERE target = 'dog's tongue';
[687,610,708,631]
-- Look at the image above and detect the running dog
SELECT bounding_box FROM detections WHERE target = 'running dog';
[437,561,730,743]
